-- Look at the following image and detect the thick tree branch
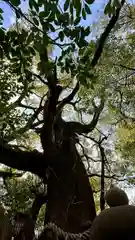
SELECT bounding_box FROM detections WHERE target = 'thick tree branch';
[0,144,45,178]
[0,170,23,178]
[41,85,62,151]
[67,97,104,134]
[91,0,125,67]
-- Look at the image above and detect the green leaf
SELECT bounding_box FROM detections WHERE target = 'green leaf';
[35,41,43,52]
[0,46,3,58]
[74,16,81,25]
[59,31,64,41]
[26,33,33,45]
[113,0,121,8]
[31,26,38,32]
[0,14,3,20]
[23,48,29,56]
[56,9,61,22]
[0,28,5,41]
[31,0,39,12]
[76,0,81,17]
[28,46,36,55]
[70,2,73,15]
[62,12,70,24]
[64,0,70,11]
[78,37,87,48]
[15,46,21,56]
[85,0,95,4]
[11,57,19,62]
[10,0,20,6]
[21,29,28,40]
[48,12,55,22]
[84,26,91,36]
[0,8,3,13]
[39,11,47,18]
[81,27,85,38]
[33,17,39,26]
[82,8,86,20]
[73,0,78,9]
[70,2,74,24]
[8,30,17,39]
[38,0,44,7]
[85,4,91,14]
[48,24,55,32]
[29,0,33,9]
[10,47,17,57]
[104,1,112,16]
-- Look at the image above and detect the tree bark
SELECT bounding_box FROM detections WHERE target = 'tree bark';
[44,138,96,232]
[0,145,45,178]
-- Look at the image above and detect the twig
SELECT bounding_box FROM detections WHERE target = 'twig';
[57,81,79,112]
[88,173,128,181]
[19,103,36,110]
[32,72,48,86]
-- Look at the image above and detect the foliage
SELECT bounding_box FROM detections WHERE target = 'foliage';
[90,176,100,212]
[0,168,46,231]
[116,120,135,161]
[72,2,135,193]
[0,0,126,146]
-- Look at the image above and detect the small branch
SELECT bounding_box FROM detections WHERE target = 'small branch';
[32,121,44,129]
[32,72,48,86]
[57,81,79,112]
[68,100,80,112]
[67,97,104,134]
[99,145,105,211]
[3,90,27,114]
[114,64,135,72]
[19,103,36,110]
[88,173,128,181]
[91,0,125,67]
[5,102,43,143]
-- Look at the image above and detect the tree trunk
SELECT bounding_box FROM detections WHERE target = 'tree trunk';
[44,139,96,232]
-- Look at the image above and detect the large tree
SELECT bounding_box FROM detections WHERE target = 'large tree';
[0,0,125,237]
